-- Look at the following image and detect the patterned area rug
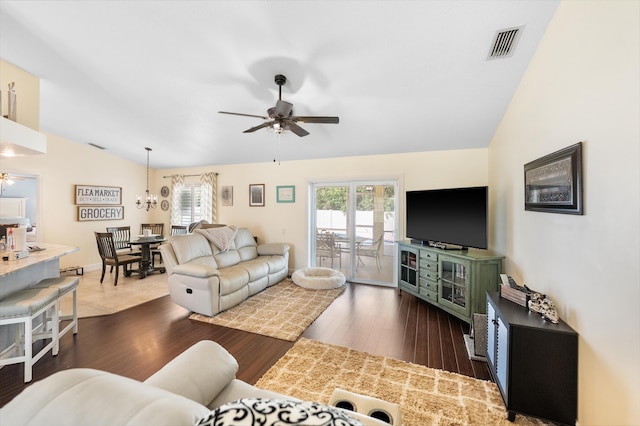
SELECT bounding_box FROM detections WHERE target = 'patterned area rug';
[255,338,552,426]
[189,279,345,341]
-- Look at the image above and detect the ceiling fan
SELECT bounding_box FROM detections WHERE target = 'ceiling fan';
[0,172,31,196]
[218,74,339,137]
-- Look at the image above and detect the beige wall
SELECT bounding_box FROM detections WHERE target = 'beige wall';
[3,132,159,269]
[0,60,40,130]
[4,141,487,270]
[161,148,488,269]
[489,1,640,425]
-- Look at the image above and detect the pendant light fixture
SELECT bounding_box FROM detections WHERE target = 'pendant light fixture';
[136,147,158,211]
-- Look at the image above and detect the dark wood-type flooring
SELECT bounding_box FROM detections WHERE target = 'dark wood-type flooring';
[0,283,490,408]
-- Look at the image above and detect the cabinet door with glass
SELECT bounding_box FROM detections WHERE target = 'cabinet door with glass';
[398,245,419,293]
[437,254,471,317]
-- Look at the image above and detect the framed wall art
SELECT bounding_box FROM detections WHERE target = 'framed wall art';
[75,185,121,205]
[276,185,295,203]
[221,186,233,206]
[524,142,583,215]
[249,184,265,207]
[77,206,124,221]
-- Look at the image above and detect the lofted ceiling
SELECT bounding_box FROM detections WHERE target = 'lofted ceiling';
[0,1,559,169]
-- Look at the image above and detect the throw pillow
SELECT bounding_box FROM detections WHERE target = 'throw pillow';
[197,398,363,426]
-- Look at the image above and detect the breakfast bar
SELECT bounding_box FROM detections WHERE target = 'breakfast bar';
[1,243,78,299]
[0,243,79,355]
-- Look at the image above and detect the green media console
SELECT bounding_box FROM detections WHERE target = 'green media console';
[397,241,504,323]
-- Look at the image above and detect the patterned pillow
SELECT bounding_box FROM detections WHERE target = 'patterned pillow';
[197,398,363,426]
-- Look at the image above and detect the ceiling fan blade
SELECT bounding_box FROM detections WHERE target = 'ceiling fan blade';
[219,111,269,120]
[243,121,274,133]
[274,100,293,118]
[291,116,339,124]
[287,121,310,137]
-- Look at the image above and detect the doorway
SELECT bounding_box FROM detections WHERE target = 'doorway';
[0,172,39,243]
[311,180,397,286]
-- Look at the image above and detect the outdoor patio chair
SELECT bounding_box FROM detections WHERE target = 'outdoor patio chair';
[316,232,341,268]
[356,235,384,272]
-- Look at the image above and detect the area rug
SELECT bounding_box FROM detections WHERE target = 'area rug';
[189,279,345,341]
[58,269,169,318]
[255,338,551,426]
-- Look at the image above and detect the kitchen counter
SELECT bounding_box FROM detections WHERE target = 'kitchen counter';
[0,243,79,353]
[0,243,79,299]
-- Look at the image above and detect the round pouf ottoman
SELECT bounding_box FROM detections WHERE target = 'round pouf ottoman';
[292,267,346,290]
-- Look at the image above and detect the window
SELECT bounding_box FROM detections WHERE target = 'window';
[178,183,202,226]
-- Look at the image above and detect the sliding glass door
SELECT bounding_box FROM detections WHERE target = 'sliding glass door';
[311,180,397,286]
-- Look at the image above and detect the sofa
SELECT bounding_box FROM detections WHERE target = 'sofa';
[159,226,290,316]
[0,340,388,426]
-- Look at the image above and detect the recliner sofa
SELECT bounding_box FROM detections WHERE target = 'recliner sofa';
[159,227,290,316]
[0,340,388,425]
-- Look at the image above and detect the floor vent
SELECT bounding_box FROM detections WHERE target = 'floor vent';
[488,26,524,60]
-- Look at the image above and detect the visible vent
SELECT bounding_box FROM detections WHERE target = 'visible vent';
[488,26,524,60]
[88,142,106,150]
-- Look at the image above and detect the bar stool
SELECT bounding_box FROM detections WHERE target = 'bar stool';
[33,276,80,345]
[0,286,60,382]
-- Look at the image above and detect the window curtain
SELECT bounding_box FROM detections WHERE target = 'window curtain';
[170,174,184,225]
[200,172,217,224]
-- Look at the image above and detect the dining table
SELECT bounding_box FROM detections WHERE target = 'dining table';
[129,236,166,278]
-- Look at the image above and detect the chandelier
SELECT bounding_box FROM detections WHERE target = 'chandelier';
[136,147,158,211]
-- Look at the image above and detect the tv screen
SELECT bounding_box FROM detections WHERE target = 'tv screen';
[406,186,488,250]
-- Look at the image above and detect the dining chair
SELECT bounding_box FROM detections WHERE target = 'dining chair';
[316,232,341,268]
[140,223,164,236]
[141,223,165,267]
[356,235,384,272]
[94,232,141,286]
[106,226,141,272]
[106,226,132,251]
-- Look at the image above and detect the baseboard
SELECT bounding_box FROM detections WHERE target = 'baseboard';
[463,334,487,362]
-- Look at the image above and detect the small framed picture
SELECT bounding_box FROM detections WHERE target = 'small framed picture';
[276,185,295,203]
[249,184,265,207]
[524,142,583,215]
[221,186,233,206]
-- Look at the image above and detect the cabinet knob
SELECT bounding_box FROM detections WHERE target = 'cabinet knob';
[492,319,498,325]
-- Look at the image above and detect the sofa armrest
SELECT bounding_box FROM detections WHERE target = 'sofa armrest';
[0,369,209,426]
[257,243,290,256]
[173,262,220,278]
[144,340,238,407]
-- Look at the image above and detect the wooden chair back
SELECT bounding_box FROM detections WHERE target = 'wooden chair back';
[141,223,164,236]
[106,226,132,251]
[95,232,118,261]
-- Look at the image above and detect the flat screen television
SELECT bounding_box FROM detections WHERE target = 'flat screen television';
[406,186,488,250]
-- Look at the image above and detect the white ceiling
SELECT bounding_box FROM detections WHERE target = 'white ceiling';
[0,1,559,169]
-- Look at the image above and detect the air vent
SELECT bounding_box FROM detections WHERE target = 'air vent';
[488,26,524,60]
[88,142,106,150]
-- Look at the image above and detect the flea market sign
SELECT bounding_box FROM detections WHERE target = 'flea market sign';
[75,185,122,205]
